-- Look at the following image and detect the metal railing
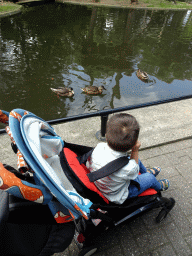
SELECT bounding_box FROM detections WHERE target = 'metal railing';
[1,94,192,140]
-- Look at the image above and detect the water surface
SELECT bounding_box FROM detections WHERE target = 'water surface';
[0,3,192,126]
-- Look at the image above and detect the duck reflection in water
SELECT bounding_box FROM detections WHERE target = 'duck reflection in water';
[81,86,106,95]
[50,87,74,97]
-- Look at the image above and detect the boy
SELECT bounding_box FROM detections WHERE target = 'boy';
[86,113,169,204]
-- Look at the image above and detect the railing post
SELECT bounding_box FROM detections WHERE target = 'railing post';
[95,115,108,141]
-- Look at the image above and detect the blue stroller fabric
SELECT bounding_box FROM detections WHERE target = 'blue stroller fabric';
[0,108,92,223]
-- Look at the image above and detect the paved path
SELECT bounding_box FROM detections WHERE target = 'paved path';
[1,99,192,255]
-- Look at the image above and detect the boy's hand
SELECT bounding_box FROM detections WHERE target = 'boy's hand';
[132,140,141,152]
[130,140,140,164]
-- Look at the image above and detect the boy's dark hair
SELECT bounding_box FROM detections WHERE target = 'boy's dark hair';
[106,113,140,152]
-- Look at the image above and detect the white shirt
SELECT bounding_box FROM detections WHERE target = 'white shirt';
[86,142,139,204]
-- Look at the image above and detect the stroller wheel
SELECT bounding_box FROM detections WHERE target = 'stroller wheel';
[156,197,175,223]
[79,245,98,256]
[166,198,176,210]
[156,209,168,223]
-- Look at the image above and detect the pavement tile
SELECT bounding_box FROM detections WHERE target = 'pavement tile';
[117,223,141,256]
[187,215,192,225]
[0,135,17,168]
[175,155,192,168]
[155,244,177,256]
[135,230,152,251]
[157,140,192,154]
[170,190,192,216]
[116,222,133,239]
[139,147,163,160]
[139,251,159,256]
[93,252,107,256]
[164,222,191,256]
[175,156,192,183]
[93,226,122,251]
[184,147,192,160]
[143,155,172,169]
[170,208,192,236]
[158,166,180,179]
[121,244,142,256]
[135,228,168,252]
[53,251,69,256]
[120,236,141,256]
[67,240,79,256]
[177,139,192,150]
[146,228,168,251]
[128,217,147,236]
[97,245,123,256]
[168,175,190,191]
[179,185,192,199]
[158,144,179,154]
[185,235,192,250]
[166,150,191,165]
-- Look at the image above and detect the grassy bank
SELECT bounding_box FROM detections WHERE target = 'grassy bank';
[0,2,22,15]
[0,0,192,17]
[134,0,192,9]
[57,0,192,10]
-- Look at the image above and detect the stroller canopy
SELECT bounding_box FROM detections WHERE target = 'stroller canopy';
[0,109,92,223]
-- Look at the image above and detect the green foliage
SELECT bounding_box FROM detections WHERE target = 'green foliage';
[113,0,192,9]
[0,3,21,13]
[142,0,192,9]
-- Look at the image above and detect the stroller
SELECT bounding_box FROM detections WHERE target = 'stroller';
[0,109,175,256]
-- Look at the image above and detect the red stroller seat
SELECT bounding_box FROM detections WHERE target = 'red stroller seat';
[60,143,157,206]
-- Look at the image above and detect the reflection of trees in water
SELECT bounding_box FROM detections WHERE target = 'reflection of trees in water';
[82,95,100,112]
[135,10,192,82]
[0,4,91,118]
[81,8,136,109]
[0,4,192,117]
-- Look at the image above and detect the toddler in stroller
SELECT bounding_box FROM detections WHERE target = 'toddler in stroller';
[86,113,169,204]
[60,114,175,256]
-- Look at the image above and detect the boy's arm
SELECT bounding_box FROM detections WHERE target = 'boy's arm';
[130,140,141,164]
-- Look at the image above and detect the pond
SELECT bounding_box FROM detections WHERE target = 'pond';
[0,2,192,127]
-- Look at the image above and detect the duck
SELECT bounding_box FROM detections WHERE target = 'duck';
[136,69,149,81]
[81,86,106,95]
[50,87,74,97]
